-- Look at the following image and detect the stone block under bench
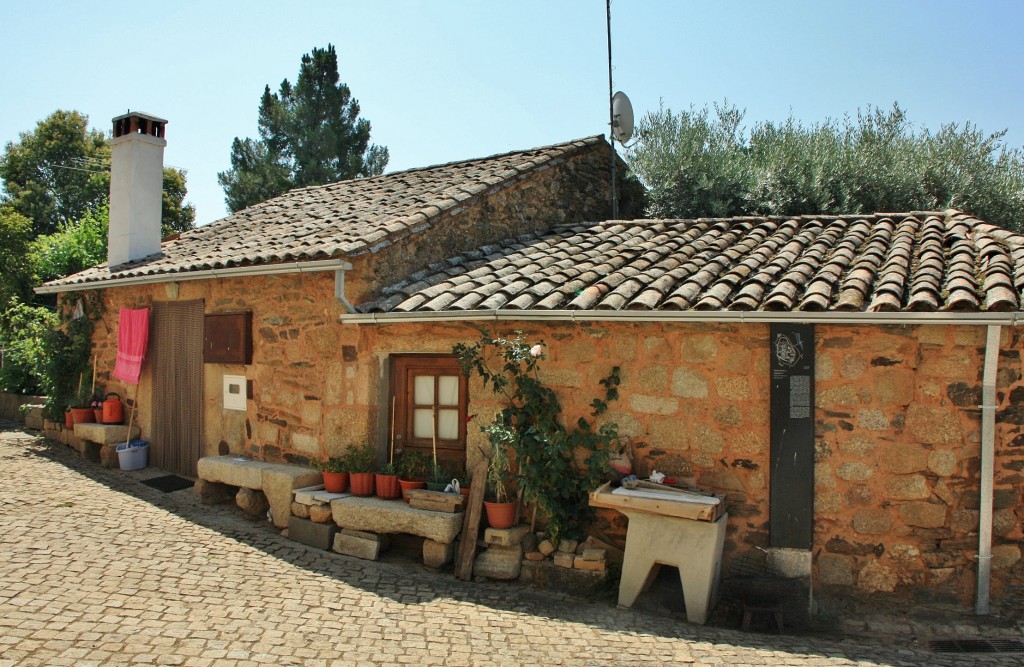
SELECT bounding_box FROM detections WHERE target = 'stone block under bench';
[197,456,321,528]
[288,516,339,550]
[74,423,141,468]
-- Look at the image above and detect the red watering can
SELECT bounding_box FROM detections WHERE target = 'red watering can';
[102,392,124,425]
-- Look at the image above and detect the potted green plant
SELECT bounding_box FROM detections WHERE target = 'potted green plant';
[69,388,96,425]
[375,461,401,500]
[314,456,349,493]
[345,442,377,497]
[482,430,517,529]
[397,451,429,503]
[426,461,450,492]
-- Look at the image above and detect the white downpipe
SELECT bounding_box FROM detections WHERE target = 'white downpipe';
[976,324,1001,615]
[34,259,354,294]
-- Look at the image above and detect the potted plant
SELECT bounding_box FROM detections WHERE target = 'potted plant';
[455,471,472,497]
[346,442,377,497]
[482,430,517,529]
[375,461,401,500]
[426,461,450,492]
[69,388,95,425]
[397,451,429,503]
[314,456,349,493]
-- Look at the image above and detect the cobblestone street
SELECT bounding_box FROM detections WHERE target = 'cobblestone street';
[0,425,1020,666]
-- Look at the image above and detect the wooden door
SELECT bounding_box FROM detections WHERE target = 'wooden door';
[151,300,204,477]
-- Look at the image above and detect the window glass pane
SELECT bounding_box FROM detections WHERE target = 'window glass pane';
[438,376,459,406]
[438,409,459,439]
[414,376,434,405]
[413,409,434,439]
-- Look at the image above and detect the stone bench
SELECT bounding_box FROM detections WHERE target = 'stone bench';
[74,423,141,468]
[331,495,465,567]
[197,456,321,528]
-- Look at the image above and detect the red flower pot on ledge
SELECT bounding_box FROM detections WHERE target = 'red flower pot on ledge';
[484,501,517,529]
[399,479,426,503]
[349,472,375,497]
[322,471,349,494]
[375,473,401,500]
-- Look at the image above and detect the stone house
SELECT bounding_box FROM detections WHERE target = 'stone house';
[41,113,1023,616]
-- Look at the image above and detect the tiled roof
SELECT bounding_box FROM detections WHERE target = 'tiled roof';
[45,136,606,288]
[362,211,1024,314]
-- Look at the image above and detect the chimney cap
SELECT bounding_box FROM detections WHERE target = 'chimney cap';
[112,111,168,124]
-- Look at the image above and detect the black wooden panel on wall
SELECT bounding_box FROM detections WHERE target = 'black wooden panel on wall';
[769,323,815,549]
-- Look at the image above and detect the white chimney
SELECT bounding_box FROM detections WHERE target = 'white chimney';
[108,112,166,268]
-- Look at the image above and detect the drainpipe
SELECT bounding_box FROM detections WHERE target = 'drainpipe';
[976,324,1001,615]
[334,269,356,314]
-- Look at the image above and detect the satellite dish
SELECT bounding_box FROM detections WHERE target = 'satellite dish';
[611,91,634,143]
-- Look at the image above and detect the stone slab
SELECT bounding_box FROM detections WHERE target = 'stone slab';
[288,516,338,550]
[74,423,140,445]
[197,456,321,528]
[293,485,326,505]
[294,485,353,505]
[473,544,523,580]
[333,531,383,561]
[520,559,607,594]
[484,524,530,547]
[574,558,607,572]
[23,406,44,430]
[330,495,464,543]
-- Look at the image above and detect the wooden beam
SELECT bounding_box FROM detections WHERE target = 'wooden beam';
[454,457,489,580]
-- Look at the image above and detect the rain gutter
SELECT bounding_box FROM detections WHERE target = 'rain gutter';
[339,308,1022,327]
[34,259,354,295]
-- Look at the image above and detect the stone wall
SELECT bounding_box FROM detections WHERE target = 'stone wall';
[813,324,1024,606]
[353,320,1023,609]
[0,392,46,423]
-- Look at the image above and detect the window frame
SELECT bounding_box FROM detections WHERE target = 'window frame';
[389,354,469,470]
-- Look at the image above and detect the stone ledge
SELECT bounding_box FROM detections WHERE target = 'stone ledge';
[330,495,464,543]
[74,423,140,445]
[197,456,321,529]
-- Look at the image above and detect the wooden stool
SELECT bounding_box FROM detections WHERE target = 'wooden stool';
[741,600,784,632]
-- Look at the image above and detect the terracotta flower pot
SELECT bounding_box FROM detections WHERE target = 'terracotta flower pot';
[93,409,104,423]
[322,471,349,494]
[484,501,517,529]
[70,407,95,425]
[64,410,73,429]
[399,479,426,503]
[375,473,401,500]
[459,485,471,498]
[349,472,375,497]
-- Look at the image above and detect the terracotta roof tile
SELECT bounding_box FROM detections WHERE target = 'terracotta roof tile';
[45,136,605,289]
[362,210,1024,315]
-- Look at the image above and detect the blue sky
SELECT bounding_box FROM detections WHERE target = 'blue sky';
[2,0,1023,225]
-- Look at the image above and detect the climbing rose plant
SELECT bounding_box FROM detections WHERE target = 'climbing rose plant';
[455,330,621,543]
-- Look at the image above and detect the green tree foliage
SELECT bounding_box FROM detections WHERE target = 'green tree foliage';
[30,204,109,285]
[627,102,1024,231]
[0,298,55,395]
[0,206,35,306]
[0,109,196,238]
[218,44,389,212]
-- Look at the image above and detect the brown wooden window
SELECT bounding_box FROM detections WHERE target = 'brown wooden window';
[390,355,469,472]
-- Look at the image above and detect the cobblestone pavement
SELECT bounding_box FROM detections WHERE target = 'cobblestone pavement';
[1,425,1021,667]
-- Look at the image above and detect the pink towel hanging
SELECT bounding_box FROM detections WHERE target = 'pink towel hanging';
[112,308,150,385]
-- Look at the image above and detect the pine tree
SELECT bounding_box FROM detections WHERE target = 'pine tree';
[218,44,389,212]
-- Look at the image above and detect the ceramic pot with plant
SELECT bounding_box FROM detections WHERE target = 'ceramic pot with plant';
[315,456,349,493]
[346,442,377,497]
[397,451,429,502]
[482,439,517,529]
[375,461,401,500]
[426,461,450,492]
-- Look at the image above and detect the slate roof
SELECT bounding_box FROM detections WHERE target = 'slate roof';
[45,136,606,289]
[361,211,1024,314]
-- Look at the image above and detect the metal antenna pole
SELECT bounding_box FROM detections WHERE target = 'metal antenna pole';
[607,0,618,220]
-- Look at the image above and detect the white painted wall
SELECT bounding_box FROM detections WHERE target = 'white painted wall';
[108,131,165,267]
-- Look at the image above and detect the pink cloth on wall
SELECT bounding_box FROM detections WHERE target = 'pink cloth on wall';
[112,308,150,385]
